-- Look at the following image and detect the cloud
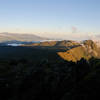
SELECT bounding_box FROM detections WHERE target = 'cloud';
[15,28,21,31]
[71,26,78,33]
[88,33,100,40]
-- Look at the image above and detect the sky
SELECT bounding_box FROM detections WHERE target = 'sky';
[0,0,100,39]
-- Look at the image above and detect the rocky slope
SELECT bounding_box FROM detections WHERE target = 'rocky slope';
[58,40,100,62]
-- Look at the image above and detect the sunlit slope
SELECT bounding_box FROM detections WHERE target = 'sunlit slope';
[58,40,100,62]
[58,46,89,62]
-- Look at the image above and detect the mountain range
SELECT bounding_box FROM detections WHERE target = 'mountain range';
[22,40,100,62]
[0,32,48,42]
[0,32,100,62]
[1,32,100,42]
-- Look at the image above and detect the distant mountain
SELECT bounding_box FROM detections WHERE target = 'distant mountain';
[0,40,39,46]
[0,32,48,42]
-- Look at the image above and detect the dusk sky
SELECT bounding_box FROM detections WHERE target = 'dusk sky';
[0,0,100,39]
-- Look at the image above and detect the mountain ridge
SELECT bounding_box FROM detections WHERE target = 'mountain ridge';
[0,32,48,42]
[22,40,100,62]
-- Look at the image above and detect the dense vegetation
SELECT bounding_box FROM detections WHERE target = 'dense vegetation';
[0,45,100,100]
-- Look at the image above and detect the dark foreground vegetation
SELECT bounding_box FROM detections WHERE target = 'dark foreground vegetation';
[0,46,100,100]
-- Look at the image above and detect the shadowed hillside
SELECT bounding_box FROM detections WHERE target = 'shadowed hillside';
[0,54,100,100]
[0,40,100,100]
